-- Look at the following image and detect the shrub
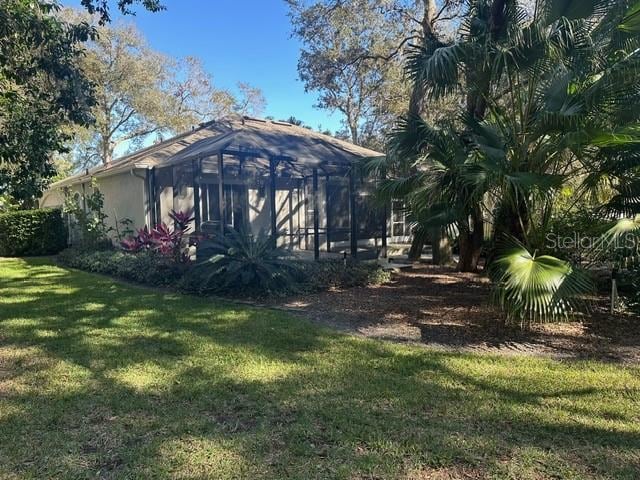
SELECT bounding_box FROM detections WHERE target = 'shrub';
[62,179,112,248]
[295,258,391,292]
[544,207,612,263]
[58,234,392,297]
[0,193,19,213]
[617,265,640,313]
[0,208,67,256]
[58,248,186,286]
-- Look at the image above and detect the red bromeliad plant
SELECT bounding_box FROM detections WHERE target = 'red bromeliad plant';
[151,223,182,259]
[120,226,153,251]
[121,210,194,263]
[169,210,195,231]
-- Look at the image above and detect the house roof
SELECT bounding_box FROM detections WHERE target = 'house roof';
[50,116,383,188]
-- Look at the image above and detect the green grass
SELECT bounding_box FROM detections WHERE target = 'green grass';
[0,258,639,479]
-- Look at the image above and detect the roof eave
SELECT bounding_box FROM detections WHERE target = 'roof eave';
[48,162,151,189]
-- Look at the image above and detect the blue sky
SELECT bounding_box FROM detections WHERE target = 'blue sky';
[62,0,342,132]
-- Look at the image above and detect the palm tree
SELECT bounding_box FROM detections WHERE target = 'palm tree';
[379,0,640,322]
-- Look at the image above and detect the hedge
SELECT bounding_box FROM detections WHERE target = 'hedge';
[294,258,391,293]
[0,208,67,256]
[58,248,187,287]
[58,248,391,296]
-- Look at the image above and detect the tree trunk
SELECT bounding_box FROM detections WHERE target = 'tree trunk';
[461,0,509,271]
[407,226,453,264]
[405,0,455,265]
[408,235,424,261]
[349,123,358,145]
[408,0,437,119]
[497,200,529,241]
[100,131,113,165]
[485,199,529,270]
[457,208,484,272]
[408,224,429,261]
[431,228,453,265]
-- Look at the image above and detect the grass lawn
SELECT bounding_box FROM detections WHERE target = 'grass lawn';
[0,258,639,479]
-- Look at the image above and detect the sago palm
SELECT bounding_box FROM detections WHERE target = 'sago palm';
[191,229,300,295]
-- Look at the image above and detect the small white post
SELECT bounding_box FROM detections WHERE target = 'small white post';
[611,279,617,314]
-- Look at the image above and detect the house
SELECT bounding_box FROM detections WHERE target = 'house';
[41,116,411,258]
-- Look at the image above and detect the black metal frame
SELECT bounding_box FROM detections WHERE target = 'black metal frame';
[154,148,389,260]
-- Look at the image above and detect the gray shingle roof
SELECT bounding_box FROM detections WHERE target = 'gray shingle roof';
[51,116,383,187]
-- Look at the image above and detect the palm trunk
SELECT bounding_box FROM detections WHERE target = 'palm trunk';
[463,0,509,271]
[457,207,484,272]
[486,199,529,270]
[408,224,429,261]
[405,0,455,265]
[431,228,453,265]
[408,235,424,261]
[408,227,453,264]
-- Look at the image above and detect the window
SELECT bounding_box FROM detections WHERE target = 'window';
[391,200,410,237]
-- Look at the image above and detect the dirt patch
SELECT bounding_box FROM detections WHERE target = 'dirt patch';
[269,264,640,363]
[403,465,487,480]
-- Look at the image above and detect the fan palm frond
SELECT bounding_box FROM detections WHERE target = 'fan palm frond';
[541,0,613,25]
[601,215,640,238]
[590,125,640,147]
[355,155,389,178]
[406,41,466,100]
[599,177,640,217]
[619,1,640,33]
[491,237,593,326]
[376,172,427,202]
[591,215,640,266]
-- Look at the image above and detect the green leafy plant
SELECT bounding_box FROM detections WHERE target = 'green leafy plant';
[490,237,593,328]
[62,178,113,249]
[120,210,194,263]
[0,194,19,213]
[295,258,391,292]
[114,217,135,241]
[618,263,640,313]
[58,248,186,286]
[544,207,612,263]
[188,229,300,295]
[0,208,67,256]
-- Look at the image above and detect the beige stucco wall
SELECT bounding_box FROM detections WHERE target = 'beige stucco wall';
[39,170,147,241]
[98,172,147,234]
[158,186,174,225]
[248,188,270,234]
[40,185,75,210]
[173,185,194,219]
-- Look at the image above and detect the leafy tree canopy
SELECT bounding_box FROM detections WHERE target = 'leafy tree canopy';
[61,10,266,168]
[80,0,165,24]
[288,0,464,149]
[287,0,417,148]
[0,0,95,206]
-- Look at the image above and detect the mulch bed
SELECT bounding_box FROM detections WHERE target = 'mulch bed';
[270,263,640,364]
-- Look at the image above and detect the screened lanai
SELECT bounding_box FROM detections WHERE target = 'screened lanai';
[149,116,390,259]
[40,116,401,259]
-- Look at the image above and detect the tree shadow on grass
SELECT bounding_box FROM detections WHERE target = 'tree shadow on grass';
[0,258,639,479]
